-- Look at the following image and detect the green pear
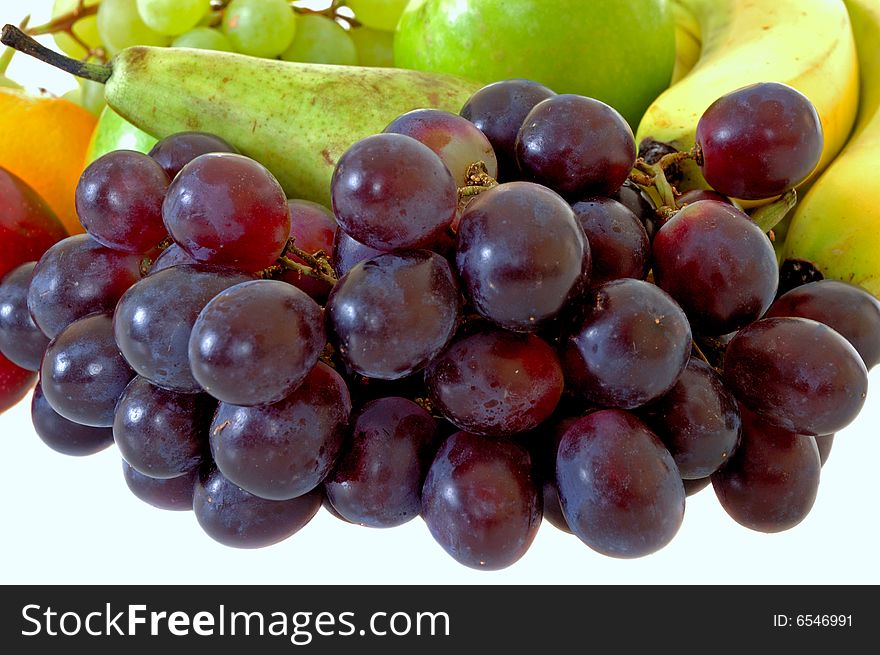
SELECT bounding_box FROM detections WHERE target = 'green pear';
[395,0,675,128]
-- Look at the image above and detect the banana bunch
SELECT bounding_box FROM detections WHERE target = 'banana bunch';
[637,0,860,195]
[782,0,880,297]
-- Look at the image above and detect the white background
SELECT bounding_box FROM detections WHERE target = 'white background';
[1,0,878,585]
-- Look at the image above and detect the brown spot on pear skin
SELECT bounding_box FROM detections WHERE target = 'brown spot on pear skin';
[321,149,334,166]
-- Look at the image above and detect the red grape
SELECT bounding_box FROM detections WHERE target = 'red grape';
[148,131,238,180]
[331,228,385,278]
[281,199,337,301]
[148,243,197,274]
[0,262,49,370]
[571,197,650,286]
[815,434,834,466]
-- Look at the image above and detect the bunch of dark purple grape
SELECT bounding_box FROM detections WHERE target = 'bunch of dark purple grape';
[1,78,878,570]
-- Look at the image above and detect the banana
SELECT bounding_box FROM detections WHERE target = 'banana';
[636,0,860,195]
[782,0,880,296]
[670,0,701,84]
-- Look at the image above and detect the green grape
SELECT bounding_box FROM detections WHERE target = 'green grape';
[172,27,234,52]
[78,78,107,114]
[136,0,211,36]
[349,26,394,67]
[52,0,102,59]
[222,0,297,58]
[281,15,357,65]
[346,0,408,31]
[97,0,171,56]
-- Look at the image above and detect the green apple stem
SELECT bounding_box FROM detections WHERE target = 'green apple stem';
[750,189,798,233]
[1,24,111,82]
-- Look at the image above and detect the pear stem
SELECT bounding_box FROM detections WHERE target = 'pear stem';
[0,24,111,83]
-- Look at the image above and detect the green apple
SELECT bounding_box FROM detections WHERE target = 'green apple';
[85,106,158,165]
[395,0,675,128]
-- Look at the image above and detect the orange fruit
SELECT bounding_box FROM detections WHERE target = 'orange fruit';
[0,87,97,235]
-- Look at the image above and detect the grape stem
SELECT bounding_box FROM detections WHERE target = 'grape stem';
[750,189,797,233]
[628,144,702,224]
[0,24,111,83]
[266,239,338,286]
[292,1,363,28]
[24,0,107,64]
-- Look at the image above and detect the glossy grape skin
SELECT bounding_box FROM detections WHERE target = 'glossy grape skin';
[675,189,731,208]
[696,82,823,200]
[0,353,36,414]
[331,229,386,278]
[210,362,350,501]
[562,279,692,409]
[162,153,290,272]
[148,244,197,274]
[31,382,114,456]
[516,94,636,198]
[611,179,657,241]
[456,182,589,331]
[75,150,170,254]
[712,406,820,532]
[765,280,880,369]
[281,199,337,301]
[421,431,541,570]
[194,467,322,549]
[122,461,197,511]
[816,434,834,466]
[28,234,144,339]
[384,108,498,186]
[683,476,711,497]
[113,376,212,478]
[425,328,563,437]
[571,197,650,286]
[0,262,49,370]
[542,481,572,534]
[556,410,685,558]
[324,397,439,528]
[722,317,868,436]
[148,131,238,180]
[459,79,556,180]
[189,280,325,406]
[113,264,253,393]
[638,359,741,479]
[326,250,460,380]
[652,201,779,335]
[330,133,458,251]
[41,313,135,427]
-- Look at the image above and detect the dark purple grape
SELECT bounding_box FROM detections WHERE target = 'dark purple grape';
[696,82,823,200]
[149,244,197,274]
[562,279,691,409]
[384,108,498,186]
[189,280,325,406]
[421,431,541,570]
[163,153,290,272]
[113,376,212,478]
[193,467,322,549]
[40,312,135,427]
[611,179,657,240]
[0,262,49,370]
[712,406,820,532]
[652,200,779,335]
[326,250,460,380]
[75,150,170,254]
[816,434,834,466]
[456,182,589,331]
[324,397,439,528]
[148,131,238,180]
[321,491,351,523]
[571,197,649,286]
[122,461,197,511]
[330,133,457,251]
[556,410,685,558]
[460,79,556,180]
[515,94,636,198]
[425,327,563,437]
[542,481,572,534]
[28,234,143,339]
[675,189,731,208]
[638,359,741,479]
[113,264,253,393]
[31,381,114,456]
[683,476,711,497]
[281,199,337,302]
[722,317,868,436]
[765,280,880,369]
[210,362,350,501]
[331,229,385,279]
